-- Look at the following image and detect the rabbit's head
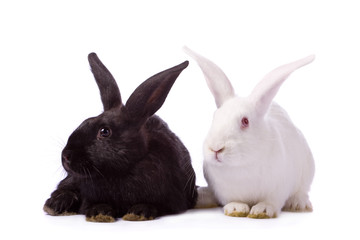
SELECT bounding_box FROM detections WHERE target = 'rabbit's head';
[184,47,314,167]
[62,53,189,177]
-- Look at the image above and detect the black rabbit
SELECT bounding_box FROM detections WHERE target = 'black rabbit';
[43,53,197,222]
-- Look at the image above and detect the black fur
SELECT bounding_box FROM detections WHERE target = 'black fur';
[44,53,197,221]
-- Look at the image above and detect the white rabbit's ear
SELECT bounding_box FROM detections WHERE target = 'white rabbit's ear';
[250,55,315,117]
[183,46,235,108]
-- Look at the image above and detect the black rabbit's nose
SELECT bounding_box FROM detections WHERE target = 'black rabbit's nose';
[62,150,72,164]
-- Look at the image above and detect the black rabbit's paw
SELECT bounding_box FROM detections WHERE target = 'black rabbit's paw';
[43,190,80,216]
[122,213,153,221]
[86,214,115,223]
[122,204,157,221]
[85,204,116,223]
[43,205,77,216]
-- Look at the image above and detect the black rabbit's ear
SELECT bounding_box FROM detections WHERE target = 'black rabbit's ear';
[88,53,122,111]
[125,61,189,123]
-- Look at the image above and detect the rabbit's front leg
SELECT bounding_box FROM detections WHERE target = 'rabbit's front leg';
[43,176,81,216]
[224,202,250,217]
[248,202,278,218]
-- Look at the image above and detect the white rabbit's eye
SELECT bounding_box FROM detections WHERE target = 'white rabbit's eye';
[241,117,249,129]
[97,127,112,139]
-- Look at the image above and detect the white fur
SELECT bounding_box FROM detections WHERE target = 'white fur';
[184,46,315,218]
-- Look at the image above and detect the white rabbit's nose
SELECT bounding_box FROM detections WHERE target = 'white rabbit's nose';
[211,147,224,153]
[210,144,225,153]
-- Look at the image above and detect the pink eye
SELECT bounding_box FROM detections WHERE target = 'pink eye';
[241,117,249,129]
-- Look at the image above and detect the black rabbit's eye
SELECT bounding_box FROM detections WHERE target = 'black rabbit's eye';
[97,127,112,139]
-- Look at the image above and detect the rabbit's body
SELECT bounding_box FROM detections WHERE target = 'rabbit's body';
[56,116,193,218]
[185,47,315,218]
[44,54,197,222]
[203,101,314,217]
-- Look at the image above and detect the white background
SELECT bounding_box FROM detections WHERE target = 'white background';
[1,0,359,239]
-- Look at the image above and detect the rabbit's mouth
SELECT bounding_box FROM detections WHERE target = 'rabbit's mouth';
[208,151,224,166]
[62,159,80,175]
[212,147,224,163]
[62,160,91,178]
[61,155,89,177]
[62,159,71,172]
[204,145,226,165]
[214,152,222,163]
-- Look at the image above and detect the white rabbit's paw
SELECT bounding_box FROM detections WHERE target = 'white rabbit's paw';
[224,202,250,217]
[248,202,277,219]
[282,194,313,212]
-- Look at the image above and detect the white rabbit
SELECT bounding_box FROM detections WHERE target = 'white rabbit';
[184,46,315,218]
